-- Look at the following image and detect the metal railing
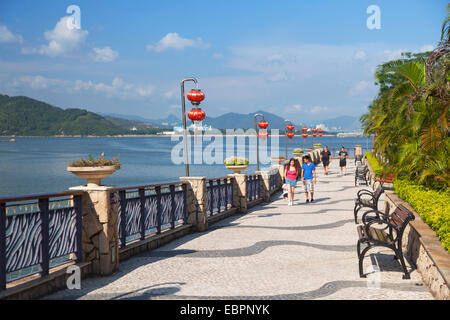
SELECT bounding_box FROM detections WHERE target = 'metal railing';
[205,177,234,216]
[117,182,187,248]
[246,174,260,202]
[0,191,83,290]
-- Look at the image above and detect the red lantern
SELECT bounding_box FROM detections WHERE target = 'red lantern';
[187,108,205,122]
[312,128,317,133]
[312,133,317,137]
[319,133,323,137]
[286,131,294,145]
[187,107,205,144]
[186,89,205,105]
[302,127,308,132]
[302,133,308,138]
[258,120,269,129]
[286,124,295,131]
[258,131,268,138]
[318,129,323,133]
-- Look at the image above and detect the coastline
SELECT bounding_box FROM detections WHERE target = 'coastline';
[0,134,339,138]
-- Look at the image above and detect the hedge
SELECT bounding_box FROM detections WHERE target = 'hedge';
[365,152,384,177]
[394,178,450,251]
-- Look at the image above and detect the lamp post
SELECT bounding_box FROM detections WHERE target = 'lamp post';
[254,113,267,172]
[180,78,205,177]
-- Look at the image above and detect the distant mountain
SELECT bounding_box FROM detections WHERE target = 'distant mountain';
[0,94,124,136]
[100,113,181,128]
[202,111,287,130]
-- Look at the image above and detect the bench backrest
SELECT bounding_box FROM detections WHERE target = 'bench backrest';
[373,184,383,201]
[388,204,415,230]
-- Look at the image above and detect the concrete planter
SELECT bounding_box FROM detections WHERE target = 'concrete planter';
[271,156,286,164]
[225,165,248,174]
[67,165,120,187]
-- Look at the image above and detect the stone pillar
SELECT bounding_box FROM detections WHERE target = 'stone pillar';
[179,177,208,232]
[229,174,247,213]
[256,171,270,202]
[276,163,286,188]
[70,186,119,275]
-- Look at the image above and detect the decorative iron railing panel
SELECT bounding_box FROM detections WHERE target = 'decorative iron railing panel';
[206,177,233,216]
[5,210,42,273]
[48,207,78,260]
[0,192,82,290]
[118,182,187,248]
[269,173,277,191]
[246,175,260,202]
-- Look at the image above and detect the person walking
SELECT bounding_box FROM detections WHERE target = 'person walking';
[301,155,316,203]
[284,158,300,206]
[320,146,332,175]
[338,146,349,175]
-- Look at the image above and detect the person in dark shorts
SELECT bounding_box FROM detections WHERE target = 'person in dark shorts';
[338,146,349,175]
[320,146,332,175]
[301,155,316,203]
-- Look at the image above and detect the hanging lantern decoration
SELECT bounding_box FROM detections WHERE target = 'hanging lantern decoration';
[186,89,206,144]
[302,132,308,149]
[286,131,294,145]
[257,120,269,145]
[302,127,308,132]
[258,120,268,129]
[286,124,295,131]
[187,89,205,105]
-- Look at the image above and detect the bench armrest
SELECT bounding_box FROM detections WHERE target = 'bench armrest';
[357,189,373,197]
[361,209,387,225]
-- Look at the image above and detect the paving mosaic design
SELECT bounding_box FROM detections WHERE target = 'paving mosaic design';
[45,161,434,300]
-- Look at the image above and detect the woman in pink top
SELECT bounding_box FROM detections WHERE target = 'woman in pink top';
[284,158,300,206]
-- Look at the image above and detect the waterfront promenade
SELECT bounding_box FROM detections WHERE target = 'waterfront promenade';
[45,161,433,300]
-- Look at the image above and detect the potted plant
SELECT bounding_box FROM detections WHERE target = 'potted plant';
[224,156,249,174]
[271,156,286,164]
[67,153,121,187]
[293,148,303,156]
[313,143,322,149]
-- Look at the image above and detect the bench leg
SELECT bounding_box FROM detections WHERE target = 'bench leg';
[358,246,371,278]
[354,205,361,224]
[357,240,361,258]
[396,249,410,279]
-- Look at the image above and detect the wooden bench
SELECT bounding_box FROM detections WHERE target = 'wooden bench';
[374,172,395,187]
[356,204,415,279]
[353,184,384,223]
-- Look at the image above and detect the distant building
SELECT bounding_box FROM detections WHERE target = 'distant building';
[173,124,213,133]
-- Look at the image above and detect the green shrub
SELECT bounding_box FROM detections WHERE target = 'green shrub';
[365,152,384,177]
[394,178,450,251]
[224,156,249,166]
[69,153,120,167]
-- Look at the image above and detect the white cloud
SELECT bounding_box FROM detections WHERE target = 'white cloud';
[38,16,88,57]
[354,50,366,60]
[307,106,329,114]
[212,53,224,59]
[92,46,119,62]
[0,25,23,43]
[14,75,155,99]
[284,104,302,114]
[348,80,372,96]
[420,44,434,52]
[146,32,209,52]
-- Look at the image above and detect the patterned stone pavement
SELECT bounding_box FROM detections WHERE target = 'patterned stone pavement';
[45,161,434,300]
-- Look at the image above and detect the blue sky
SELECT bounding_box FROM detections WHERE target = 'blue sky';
[0,0,447,124]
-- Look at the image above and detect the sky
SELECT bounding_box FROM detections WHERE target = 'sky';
[0,0,447,124]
